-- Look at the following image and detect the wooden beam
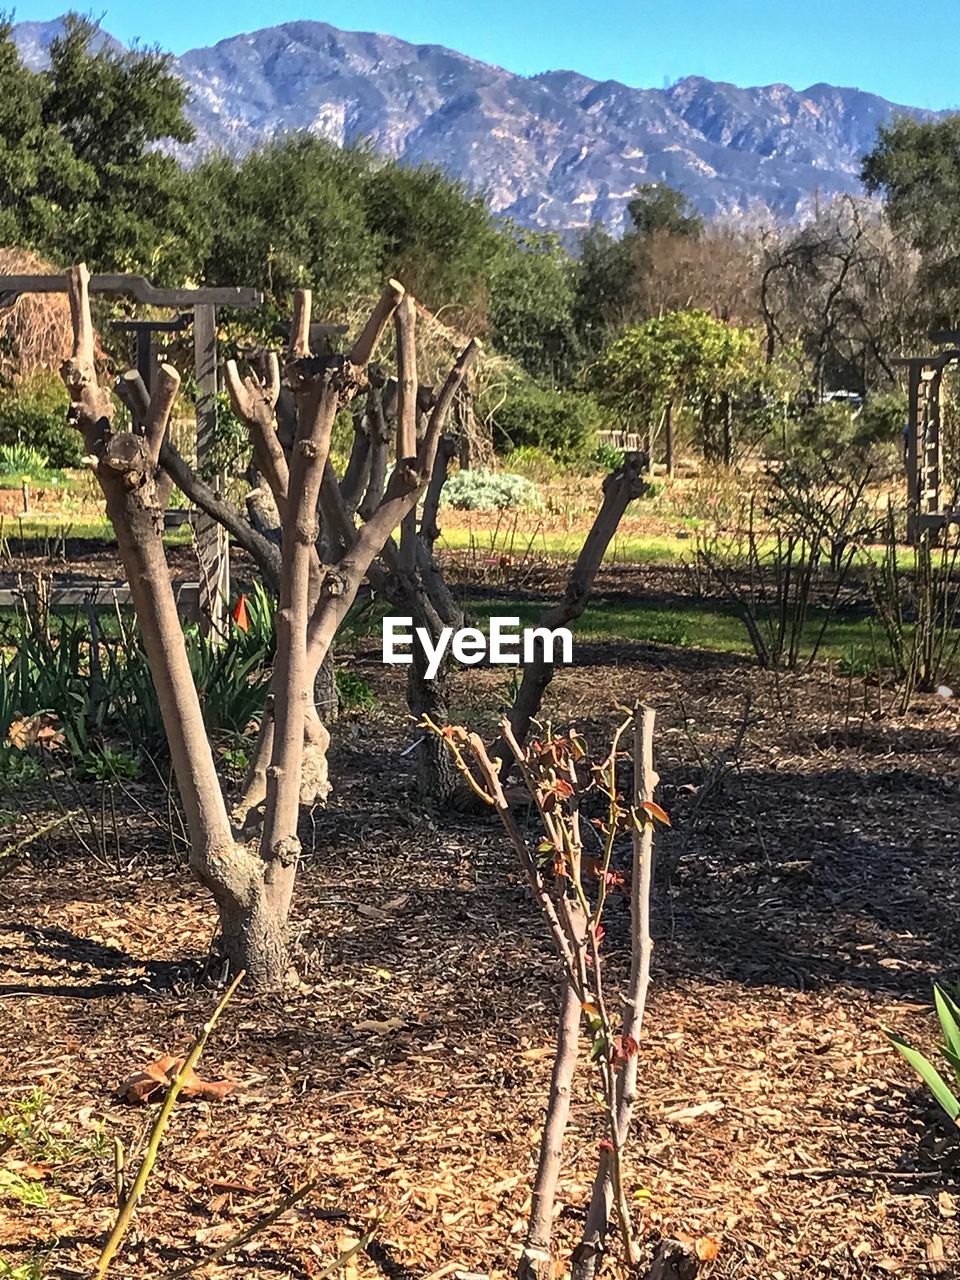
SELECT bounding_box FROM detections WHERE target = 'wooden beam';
[0,581,200,619]
[0,273,262,308]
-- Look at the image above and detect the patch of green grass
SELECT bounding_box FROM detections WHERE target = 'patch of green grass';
[470,595,899,669]
[0,470,68,490]
[0,515,192,545]
[0,1087,108,1171]
[439,524,926,572]
[0,509,937,575]
[0,1170,48,1209]
[438,527,693,564]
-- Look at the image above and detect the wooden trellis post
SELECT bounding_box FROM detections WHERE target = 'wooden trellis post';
[0,273,262,632]
[193,303,230,636]
[894,347,959,546]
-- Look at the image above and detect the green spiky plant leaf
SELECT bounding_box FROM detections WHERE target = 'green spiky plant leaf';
[885,984,960,1122]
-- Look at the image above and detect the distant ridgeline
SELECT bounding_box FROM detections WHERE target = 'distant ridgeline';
[12,15,948,234]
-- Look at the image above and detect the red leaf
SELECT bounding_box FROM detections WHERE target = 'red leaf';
[642,800,671,827]
[611,1033,640,1069]
[231,594,250,633]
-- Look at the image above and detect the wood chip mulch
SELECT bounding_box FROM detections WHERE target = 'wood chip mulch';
[2,638,960,1279]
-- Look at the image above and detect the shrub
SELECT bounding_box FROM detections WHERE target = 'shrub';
[492,383,603,460]
[0,373,80,468]
[784,402,858,459]
[443,468,543,511]
[336,669,377,711]
[784,393,906,468]
[589,440,625,472]
[503,446,561,482]
[0,443,50,476]
[858,390,908,448]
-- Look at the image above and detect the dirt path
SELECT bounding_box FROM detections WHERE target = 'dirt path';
[2,644,959,1278]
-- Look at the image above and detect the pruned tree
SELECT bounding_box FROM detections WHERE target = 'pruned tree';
[61,261,478,989]
[489,451,648,769]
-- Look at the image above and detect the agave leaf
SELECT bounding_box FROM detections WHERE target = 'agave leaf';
[943,1044,960,1086]
[885,1029,960,1120]
[934,986,960,1079]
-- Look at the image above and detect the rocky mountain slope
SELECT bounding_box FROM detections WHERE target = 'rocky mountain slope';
[14,16,944,232]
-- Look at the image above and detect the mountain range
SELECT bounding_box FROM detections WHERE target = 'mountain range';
[12,15,949,234]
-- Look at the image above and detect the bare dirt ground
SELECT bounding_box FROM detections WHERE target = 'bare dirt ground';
[3,618,960,1279]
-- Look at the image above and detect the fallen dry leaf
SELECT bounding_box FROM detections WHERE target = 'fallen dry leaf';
[696,1236,721,1261]
[355,1017,406,1034]
[662,1099,724,1124]
[357,904,389,921]
[118,1053,237,1104]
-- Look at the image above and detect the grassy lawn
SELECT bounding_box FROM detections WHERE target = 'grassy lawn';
[0,509,931,574]
[436,525,695,563]
[469,595,891,670]
[0,514,193,545]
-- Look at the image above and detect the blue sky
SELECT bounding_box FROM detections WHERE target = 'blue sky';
[13,0,960,110]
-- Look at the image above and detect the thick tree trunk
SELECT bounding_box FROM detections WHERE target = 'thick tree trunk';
[406,648,459,804]
[216,879,290,989]
[314,649,339,724]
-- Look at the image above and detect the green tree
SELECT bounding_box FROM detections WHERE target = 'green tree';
[487,228,579,381]
[189,141,501,319]
[572,223,636,357]
[591,309,772,463]
[862,116,960,323]
[361,161,498,312]
[627,182,703,239]
[0,19,77,250]
[189,137,379,315]
[33,14,195,279]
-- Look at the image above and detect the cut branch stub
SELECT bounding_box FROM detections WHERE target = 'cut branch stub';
[60,262,114,434]
[289,289,313,360]
[119,370,151,427]
[142,364,182,467]
[395,294,418,462]
[349,278,405,371]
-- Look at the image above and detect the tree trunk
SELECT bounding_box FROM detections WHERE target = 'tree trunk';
[314,648,339,725]
[216,879,291,989]
[492,454,647,767]
[406,647,459,804]
[665,401,674,479]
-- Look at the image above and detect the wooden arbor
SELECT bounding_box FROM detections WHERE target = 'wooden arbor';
[0,272,262,630]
